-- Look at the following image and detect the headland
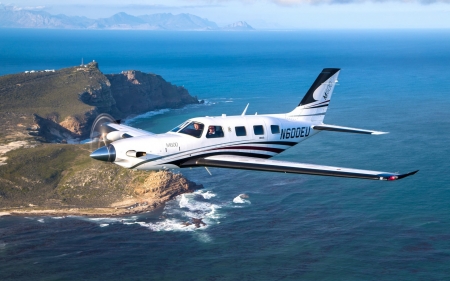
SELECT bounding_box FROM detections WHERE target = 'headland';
[0,62,202,216]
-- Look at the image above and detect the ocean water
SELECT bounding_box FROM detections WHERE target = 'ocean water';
[1,29,450,280]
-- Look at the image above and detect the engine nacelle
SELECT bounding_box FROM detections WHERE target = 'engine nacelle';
[106,131,132,142]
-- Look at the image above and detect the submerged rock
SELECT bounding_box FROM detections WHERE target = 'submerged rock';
[191,218,207,228]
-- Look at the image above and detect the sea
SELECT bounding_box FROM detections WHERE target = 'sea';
[0,29,449,280]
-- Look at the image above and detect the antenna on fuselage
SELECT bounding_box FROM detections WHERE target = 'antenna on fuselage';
[241,103,249,116]
[205,167,212,176]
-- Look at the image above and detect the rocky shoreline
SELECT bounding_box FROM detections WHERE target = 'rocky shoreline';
[0,64,203,217]
[0,169,203,217]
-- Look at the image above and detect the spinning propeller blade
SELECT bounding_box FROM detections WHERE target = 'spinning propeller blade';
[89,113,118,152]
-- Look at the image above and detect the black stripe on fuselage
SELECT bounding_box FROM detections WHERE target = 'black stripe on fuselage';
[129,141,288,169]
[212,146,285,154]
[192,158,383,180]
[174,152,272,168]
[303,104,329,109]
[245,141,298,146]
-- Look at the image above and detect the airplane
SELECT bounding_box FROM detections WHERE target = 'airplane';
[90,68,418,181]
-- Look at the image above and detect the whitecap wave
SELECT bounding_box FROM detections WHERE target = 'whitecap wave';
[88,217,122,223]
[86,217,125,226]
[233,194,251,204]
[124,108,171,124]
[137,219,198,232]
[196,190,216,200]
[37,218,45,223]
[200,99,215,106]
[179,194,221,214]
[123,99,220,126]
[135,192,222,235]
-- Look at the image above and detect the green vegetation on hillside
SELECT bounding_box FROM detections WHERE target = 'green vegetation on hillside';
[0,65,103,121]
[0,144,149,208]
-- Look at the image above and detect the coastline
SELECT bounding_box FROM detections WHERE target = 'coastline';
[0,206,157,218]
[0,169,202,218]
[0,196,168,217]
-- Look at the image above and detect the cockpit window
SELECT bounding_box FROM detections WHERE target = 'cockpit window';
[206,125,224,138]
[178,122,204,138]
[170,121,189,132]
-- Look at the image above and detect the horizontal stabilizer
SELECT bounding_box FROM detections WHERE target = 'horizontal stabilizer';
[182,155,417,181]
[313,124,388,135]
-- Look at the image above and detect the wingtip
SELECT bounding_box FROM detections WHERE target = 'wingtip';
[398,170,419,180]
[371,131,389,135]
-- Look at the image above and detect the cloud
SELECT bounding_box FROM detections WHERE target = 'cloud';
[271,0,450,4]
[184,0,450,5]
[2,4,46,11]
[120,4,223,9]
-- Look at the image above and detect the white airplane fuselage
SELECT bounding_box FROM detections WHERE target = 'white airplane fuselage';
[90,68,417,181]
[112,114,318,170]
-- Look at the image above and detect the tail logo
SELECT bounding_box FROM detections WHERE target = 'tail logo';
[323,82,332,100]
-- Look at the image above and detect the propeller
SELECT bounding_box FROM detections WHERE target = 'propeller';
[89,113,118,152]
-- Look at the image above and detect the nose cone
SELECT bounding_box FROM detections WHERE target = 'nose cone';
[90,144,116,162]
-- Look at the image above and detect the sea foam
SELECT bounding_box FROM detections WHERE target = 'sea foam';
[233,194,251,204]
[124,108,171,125]
[137,191,222,233]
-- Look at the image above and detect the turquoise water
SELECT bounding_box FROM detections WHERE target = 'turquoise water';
[1,29,450,280]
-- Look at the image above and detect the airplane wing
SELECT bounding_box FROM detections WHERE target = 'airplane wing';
[182,155,417,181]
[105,123,155,138]
[313,124,388,135]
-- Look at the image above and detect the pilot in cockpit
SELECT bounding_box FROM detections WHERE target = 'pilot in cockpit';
[207,126,216,137]
[192,122,204,137]
[206,126,224,138]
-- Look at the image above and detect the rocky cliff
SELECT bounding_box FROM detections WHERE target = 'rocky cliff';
[106,71,198,116]
[0,62,200,143]
[0,144,202,215]
[0,65,203,217]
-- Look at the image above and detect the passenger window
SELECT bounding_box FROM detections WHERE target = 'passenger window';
[271,125,280,134]
[235,126,246,137]
[206,125,224,138]
[253,125,264,135]
[178,122,204,138]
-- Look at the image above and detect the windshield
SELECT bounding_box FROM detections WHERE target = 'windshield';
[170,121,189,132]
[177,121,204,138]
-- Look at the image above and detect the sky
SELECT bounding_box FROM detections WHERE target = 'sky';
[3,0,450,29]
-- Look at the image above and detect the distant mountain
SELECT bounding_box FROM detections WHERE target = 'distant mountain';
[0,5,247,31]
[138,13,219,30]
[0,4,95,29]
[222,21,255,31]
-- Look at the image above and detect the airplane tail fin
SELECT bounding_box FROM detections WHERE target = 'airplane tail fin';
[287,68,340,123]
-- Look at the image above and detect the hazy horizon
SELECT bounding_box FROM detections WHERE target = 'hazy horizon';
[2,0,450,29]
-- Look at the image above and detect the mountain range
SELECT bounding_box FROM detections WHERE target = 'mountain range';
[0,5,254,31]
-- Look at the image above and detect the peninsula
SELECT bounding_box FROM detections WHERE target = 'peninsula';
[0,62,202,216]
